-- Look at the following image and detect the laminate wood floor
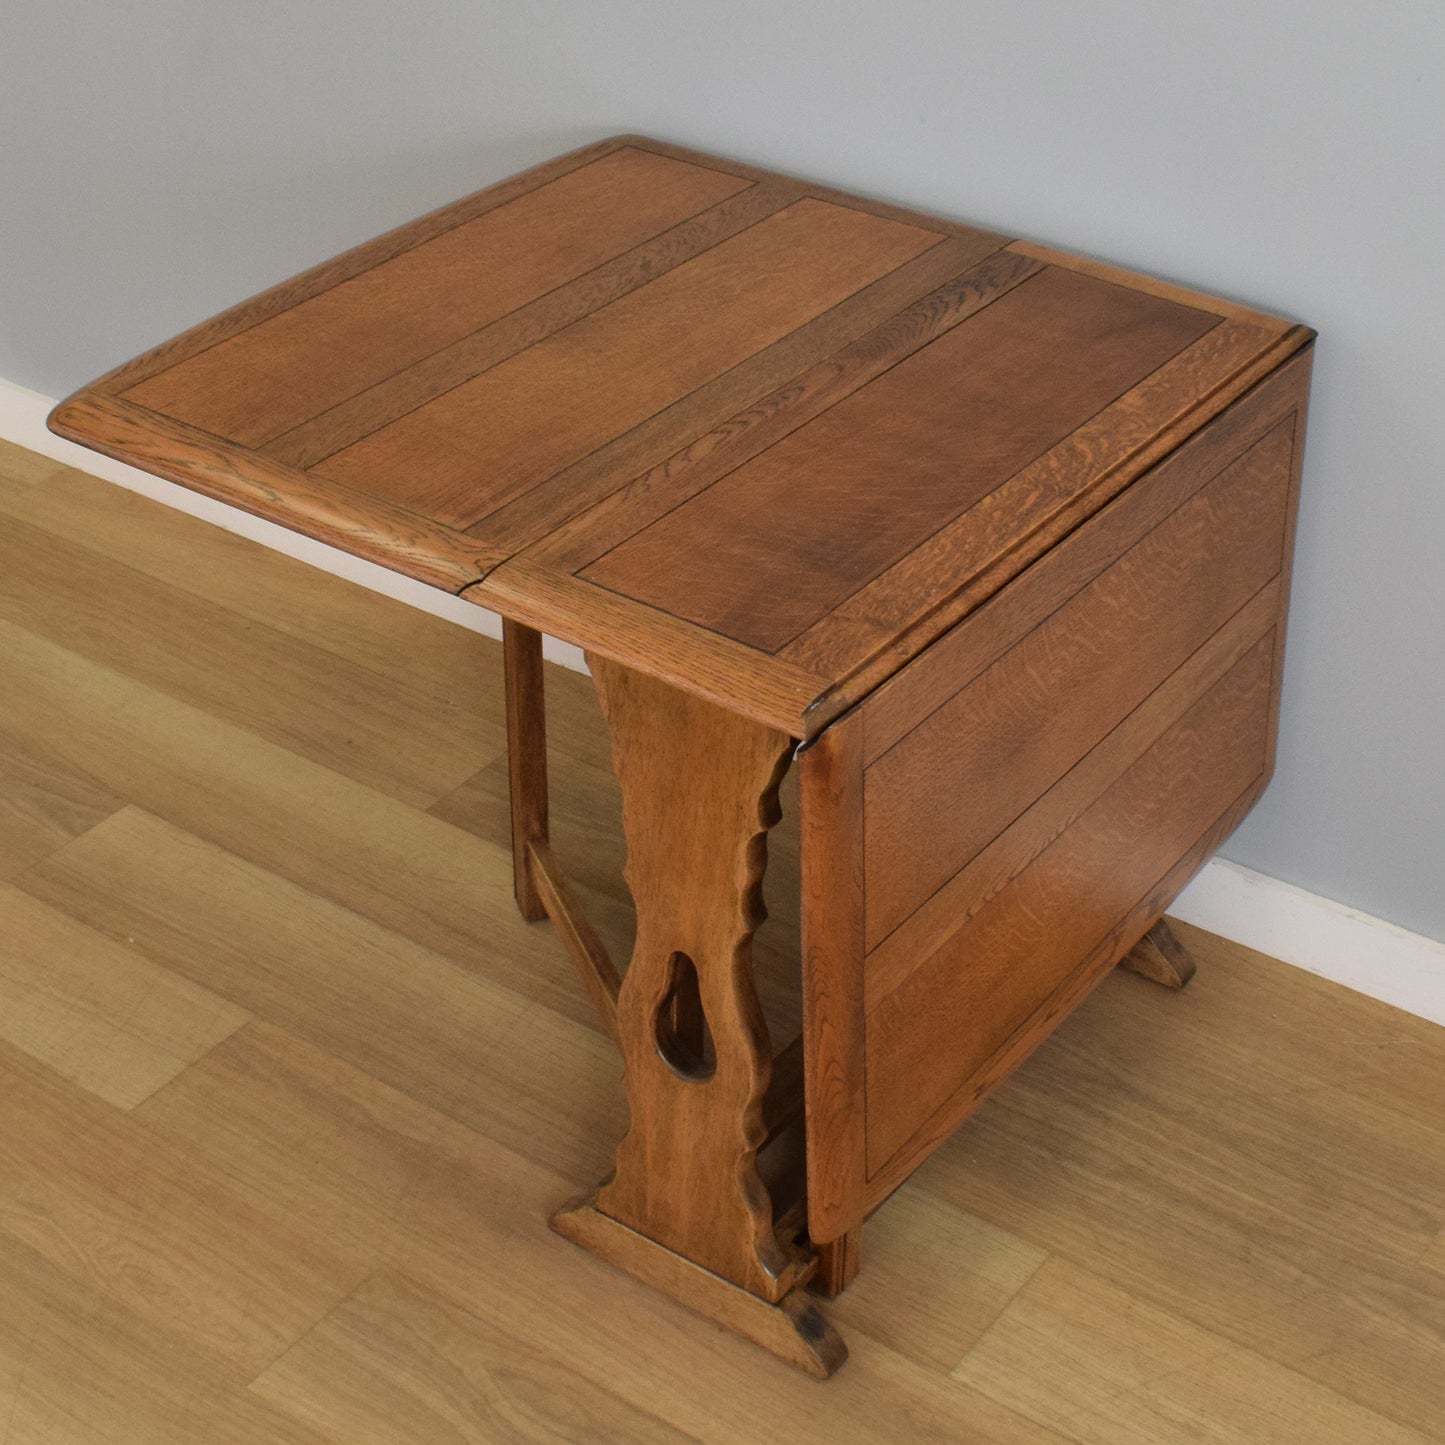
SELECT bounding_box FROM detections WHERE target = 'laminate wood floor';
[1,435,1442,1443]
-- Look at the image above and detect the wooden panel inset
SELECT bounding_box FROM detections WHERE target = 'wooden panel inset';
[864,636,1275,1176]
[581,266,1218,652]
[863,579,1282,1014]
[261,179,805,471]
[514,246,1038,567]
[778,323,1306,708]
[863,418,1296,949]
[472,234,1018,554]
[311,201,943,528]
[124,147,751,446]
[856,351,1313,765]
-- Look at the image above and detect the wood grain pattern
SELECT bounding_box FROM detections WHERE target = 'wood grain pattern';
[47,392,502,590]
[784,326,1312,721]
[255,1268,689,1443]
[864,637,1275,1176]
[0,453,502,718]
[823,1189,1046,1370]
[863,580,1282,1013]
[123,147,751,446]
[0,503,503,810]
[0,1228,334,1445]
[476,355,1312,757]
[0,882,248,1110]
[782,345,1310,1239]
[0,618,610,1040]
[812,1227,863,1298]
[53,136,1311,745]
[926,920,1445,1441]
[0,1035,373,1383]
[261,177,804,471]
[468,338,1310,745]
[0,437,66,486]
[0,718,125,883]
[951,1255,1427,1445]
[798,718,868,1248]
[552,1198,846,1379]
[582,265,1218,651]
[511,245,1042,568]
[1007,238,1297,327]
[503,620,548,920]
[527,838,622,1045]
[24,805,626,1190]
[863,761,1275,1224]
[474,231,1021,554]
[863,417,1295,949]
[312,200,942,527]
[857,349,1312,764]
[470,555,830,733]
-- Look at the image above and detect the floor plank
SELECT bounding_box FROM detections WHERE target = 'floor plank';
[825,1187,1047,1372]
[136,1019,1058,1443]
[0,881,247,1109]
[397,1219,1066,1445]
[0,438,67,488]
[0,721,125,882]
[0,459,504,724]
[0,511,500,808]
[952,1257,1427,1444]
[252,1269,693,1444]
[1425,1229,1445,1276]
[0,618,599,1030]
[0,1230,332,1445]
[917,952,1445,1436]
[23,806,625,1182]
[0,1038,373,1385]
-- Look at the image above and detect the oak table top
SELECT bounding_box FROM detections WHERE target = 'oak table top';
[50,134,1312,738]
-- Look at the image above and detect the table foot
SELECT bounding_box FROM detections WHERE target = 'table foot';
[1119,918,1197,989]
[552,1196,848,1379]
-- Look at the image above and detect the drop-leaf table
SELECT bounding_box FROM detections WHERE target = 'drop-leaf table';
[51,135,1313,1376]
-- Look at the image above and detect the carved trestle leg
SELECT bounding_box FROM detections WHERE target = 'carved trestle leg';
[550,655,846,1377]
[1119,917,1197,989]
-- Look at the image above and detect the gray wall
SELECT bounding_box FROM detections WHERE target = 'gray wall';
[4,2,1442,940]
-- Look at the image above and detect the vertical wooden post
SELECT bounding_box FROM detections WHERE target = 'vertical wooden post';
[798,716,869,1268]
[503,620,548,922]
[811,1229,862,1297]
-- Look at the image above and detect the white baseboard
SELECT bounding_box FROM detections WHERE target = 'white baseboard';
[4,376,1443,1029]
[1169,860,1445,1027]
